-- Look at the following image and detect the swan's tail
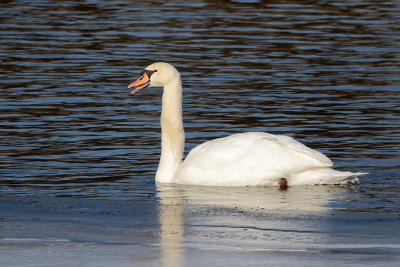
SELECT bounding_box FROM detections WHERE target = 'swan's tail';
[289,168,367,186]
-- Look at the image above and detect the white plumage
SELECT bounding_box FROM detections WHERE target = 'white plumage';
[128,62,365,186]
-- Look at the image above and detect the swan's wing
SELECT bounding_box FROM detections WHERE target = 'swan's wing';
[175,132,332,186]
[186,132,332,167]
[273,134,332,166]
[184,132,266,168]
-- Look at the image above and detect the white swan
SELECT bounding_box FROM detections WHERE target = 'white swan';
[128,62,365,186]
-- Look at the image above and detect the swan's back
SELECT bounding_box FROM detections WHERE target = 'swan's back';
[174,132,334,186]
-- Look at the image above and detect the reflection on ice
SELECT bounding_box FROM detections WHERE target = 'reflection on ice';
[156,184,399,266]
[0,189,397,266]
[156,184,349,211]
[158,188,184,267]
[156,184,351,267]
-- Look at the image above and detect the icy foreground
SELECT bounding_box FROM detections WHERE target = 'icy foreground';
[1,185,399,267]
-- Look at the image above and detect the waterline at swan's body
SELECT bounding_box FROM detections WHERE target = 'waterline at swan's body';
[128,62,365,186]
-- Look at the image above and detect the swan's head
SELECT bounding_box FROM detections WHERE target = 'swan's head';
[128,62,180,95]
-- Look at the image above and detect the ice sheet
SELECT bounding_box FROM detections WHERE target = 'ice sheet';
[1,186,399,266]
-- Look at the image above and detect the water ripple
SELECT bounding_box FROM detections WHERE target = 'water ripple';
[0,0,398,211]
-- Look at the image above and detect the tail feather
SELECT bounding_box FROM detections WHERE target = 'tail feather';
[289,168,367,186]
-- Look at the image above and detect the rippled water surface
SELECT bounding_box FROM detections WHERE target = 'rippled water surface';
[1,0,399,210]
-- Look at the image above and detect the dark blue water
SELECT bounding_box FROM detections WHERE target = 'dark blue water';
[1,0,399,212]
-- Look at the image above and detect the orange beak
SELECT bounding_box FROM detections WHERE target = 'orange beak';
[128,72,150,95]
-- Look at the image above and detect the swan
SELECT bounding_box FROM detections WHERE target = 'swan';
[128,62,365,186]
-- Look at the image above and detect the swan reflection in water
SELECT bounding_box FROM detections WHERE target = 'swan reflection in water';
[156,184,353,267]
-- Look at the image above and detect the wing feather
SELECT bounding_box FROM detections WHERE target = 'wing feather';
[175,132,334,186]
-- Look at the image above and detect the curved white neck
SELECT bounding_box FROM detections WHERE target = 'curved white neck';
[155,77,185,183]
